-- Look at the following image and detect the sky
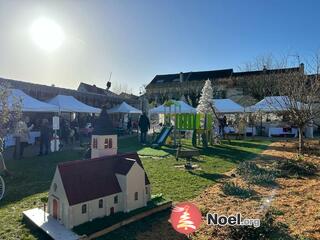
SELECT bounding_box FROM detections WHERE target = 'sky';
[0,0,319,94]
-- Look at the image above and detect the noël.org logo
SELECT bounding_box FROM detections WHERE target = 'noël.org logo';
[170,202,260,235]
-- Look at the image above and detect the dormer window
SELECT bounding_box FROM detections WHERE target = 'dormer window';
[93,138,98,149]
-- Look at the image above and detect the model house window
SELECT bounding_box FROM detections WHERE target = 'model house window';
[114,195,118,204]
[82,204,87,214]
[93,138,98,149]
[104,138,108,149]
[134,192,138,201]
[104,138,113,149]
[99,199,103,208]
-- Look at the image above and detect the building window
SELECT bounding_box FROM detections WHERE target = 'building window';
[114,195,118,204]
[81,204,87,214]
[108,138,113,148]
[145,187,148,195]
[93,138,98,149]
[134,192,138,201]
[99,199,103,208]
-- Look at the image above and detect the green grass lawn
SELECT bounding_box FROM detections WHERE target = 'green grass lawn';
[0,136,270,240]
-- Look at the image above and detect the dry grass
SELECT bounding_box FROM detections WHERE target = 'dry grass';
[191,141,320,240]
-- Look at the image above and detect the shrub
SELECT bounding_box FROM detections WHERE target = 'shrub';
[221,182,254,199]
[277,160,318,177]
[237,162,276,186]
[248,172,276,186]
[227,211,292,240]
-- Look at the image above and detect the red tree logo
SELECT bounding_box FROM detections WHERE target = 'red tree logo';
[170,202,202,234]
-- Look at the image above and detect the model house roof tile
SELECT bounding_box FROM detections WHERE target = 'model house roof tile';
[58,152,149,206]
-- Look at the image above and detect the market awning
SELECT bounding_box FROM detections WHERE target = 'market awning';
[149,100,197,114]
[246,96,305,113]
[107,101,142,114]
[47,95,101,113]
[213,99,244,113]
[0,89,59,112]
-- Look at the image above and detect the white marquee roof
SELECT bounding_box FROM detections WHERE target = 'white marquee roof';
[107,101,142,114]
[246,96,304,113]
[1,89,59,112]
[213,99,244,113]
[47,95,101,113]
[149,100,197,114]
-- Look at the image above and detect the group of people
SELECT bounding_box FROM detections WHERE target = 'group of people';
[13,117,51,159]
[10,111,151,159]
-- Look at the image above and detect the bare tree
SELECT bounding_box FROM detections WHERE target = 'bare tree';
[0,84,22,174]
[266,54,320,153]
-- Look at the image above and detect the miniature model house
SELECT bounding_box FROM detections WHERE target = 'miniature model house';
[47,107,151,229]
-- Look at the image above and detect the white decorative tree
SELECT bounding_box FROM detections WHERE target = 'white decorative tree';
[197,79,214,115]
[196,79,216,147]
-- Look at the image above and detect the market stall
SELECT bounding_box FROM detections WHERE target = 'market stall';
[1,89,59,148]
[246,96,304,138]
[107,102,142,134]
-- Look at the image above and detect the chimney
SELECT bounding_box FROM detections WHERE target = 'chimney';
[299,63,304,73]
[179,72,183,82]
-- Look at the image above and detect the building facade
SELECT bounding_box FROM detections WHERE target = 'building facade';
[1,78,139,109]
[145,64,305,107]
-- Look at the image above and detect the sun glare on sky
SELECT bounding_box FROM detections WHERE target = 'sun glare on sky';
[30,17,64,52]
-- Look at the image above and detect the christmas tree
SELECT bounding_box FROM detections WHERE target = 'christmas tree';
[177,207,196,231]
[197,79,214,115]
[196,79,215,147]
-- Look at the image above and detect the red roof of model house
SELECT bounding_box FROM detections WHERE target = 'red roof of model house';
[58,152,150,206]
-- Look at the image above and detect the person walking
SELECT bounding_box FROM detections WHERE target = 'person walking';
[138,112,150,144]
[127,117,132,135]
[39,119,51,156]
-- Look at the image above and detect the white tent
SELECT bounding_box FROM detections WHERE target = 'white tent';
[47,95,101,113]
[213,99,244,113]
[107,102,142,114]
[0,89,59,112]
[149,100,197,114]
[246,96,304,113]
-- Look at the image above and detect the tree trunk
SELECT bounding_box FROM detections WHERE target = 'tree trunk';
[298,127,304,154]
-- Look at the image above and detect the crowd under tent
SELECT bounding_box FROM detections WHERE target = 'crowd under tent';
[2,89,59,148]
[107,101,142,114]
[149,100,197,114]
[47,95,101,114]
[1,89,59,112]
[213,99,245,113]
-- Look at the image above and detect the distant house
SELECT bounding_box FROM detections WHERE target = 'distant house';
[145,64,304,107]
[0,77,137,108]
[47,108,151,229]
[78,82,118,97]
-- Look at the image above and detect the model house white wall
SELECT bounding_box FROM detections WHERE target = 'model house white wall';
[48,168,70,227]
[91,134,117,158]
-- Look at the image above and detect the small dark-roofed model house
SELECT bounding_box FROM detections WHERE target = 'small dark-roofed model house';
[47,107,151,229]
